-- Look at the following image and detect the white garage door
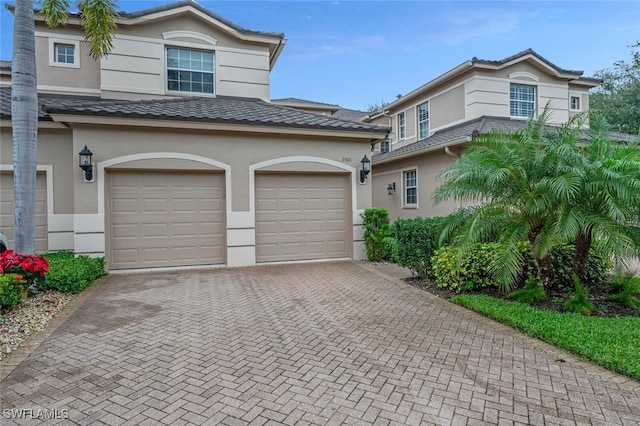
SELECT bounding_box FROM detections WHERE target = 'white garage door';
[0,172,48,253]
[107,170,225,269]
[255,173,350,263]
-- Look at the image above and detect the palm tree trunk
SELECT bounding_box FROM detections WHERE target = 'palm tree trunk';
[528,227,556,288]
[572,231,592,279]
[11,0,37,254]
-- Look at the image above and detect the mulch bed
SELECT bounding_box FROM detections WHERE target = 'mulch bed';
[404,275,639,318]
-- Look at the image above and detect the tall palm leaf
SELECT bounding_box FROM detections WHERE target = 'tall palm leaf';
[10,0,117,254]
[434,108,582,291]
[557,114,640,275]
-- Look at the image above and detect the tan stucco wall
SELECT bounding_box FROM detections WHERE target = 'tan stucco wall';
[119,15,271,53]
[372,147,462,221]
[430,85,465,130]
[33,11,274,100]
[34,26,101,93]
[0,127,74,214]
[70,125,372,214]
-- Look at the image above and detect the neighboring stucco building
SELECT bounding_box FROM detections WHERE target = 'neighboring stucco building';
[0,1,389,270]
[366,49,602,220]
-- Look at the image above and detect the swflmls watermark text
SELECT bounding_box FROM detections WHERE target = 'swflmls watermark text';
[2,408,69,420]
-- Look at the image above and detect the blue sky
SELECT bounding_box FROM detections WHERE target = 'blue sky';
[1,1,639,110]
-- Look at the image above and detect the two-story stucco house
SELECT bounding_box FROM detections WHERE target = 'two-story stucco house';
[0,0,389,270]
[367,49,603,220]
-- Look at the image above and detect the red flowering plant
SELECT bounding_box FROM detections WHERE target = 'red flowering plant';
[0,250,49,290]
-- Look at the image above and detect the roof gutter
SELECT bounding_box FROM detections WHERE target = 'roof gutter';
[373,137,468,165]
[46,113,390,140]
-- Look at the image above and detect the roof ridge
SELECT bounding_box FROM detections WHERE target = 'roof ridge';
[472,48,584,76]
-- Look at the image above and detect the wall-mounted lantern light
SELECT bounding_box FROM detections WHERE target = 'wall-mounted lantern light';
[78,145,94,182]
[360,154,371,184]
[386,182,396,195]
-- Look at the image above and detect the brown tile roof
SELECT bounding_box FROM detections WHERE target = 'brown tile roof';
[0,87,388,134]
[373,116,638,163]
[271,98,340,109]
[471,48,584,76]
[115,0,284,40]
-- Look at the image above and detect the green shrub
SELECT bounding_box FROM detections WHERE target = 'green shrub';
[382,236,399,264]
[432,243,501,292]
[549,243,612,289]
[361,208,392,261]
[433,241,612,293]
[393,217,443,277]
[41,254,105,294]
[564,276,594,315]
[607,274,640,309]
[507,277,546,305]
[0,274,24,311]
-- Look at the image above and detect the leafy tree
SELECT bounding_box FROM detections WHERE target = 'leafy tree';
[365,98,392,113]
[10,0,117,254]
[554,113,640,276]
[433,109,568,291]
[434,109,640,292]
[590,42,640,135]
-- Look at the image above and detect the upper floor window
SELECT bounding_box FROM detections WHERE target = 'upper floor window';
[55,44,75,64]
[397,112,406,140]
[510,84,536,118]
[570,96,581,111]
[417,102,429,139]
[404,169,417,206]
[48,38,80,68]
[380,140,390,153]
[166,47,214,94]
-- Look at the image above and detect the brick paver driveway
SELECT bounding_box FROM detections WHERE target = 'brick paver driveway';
[1,262,639,425]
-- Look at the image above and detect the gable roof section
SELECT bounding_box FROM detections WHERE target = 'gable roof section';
[373,115,638,164]
[8,0,286,70]
[369,49,601,119]
[0,87,388,137]
[332,108,368,123]
[271,98,341,111]
[373,116,524,163]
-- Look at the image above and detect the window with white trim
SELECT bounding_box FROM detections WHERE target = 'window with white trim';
[397,112,406,140]
[570,96,580,111]
[417,102,429,139]
[510,83,536,117]
[55,44,75,64]
[404,169,417,206]
[380,140,390,153]
[48,38,80,68]
[166,47,214,94]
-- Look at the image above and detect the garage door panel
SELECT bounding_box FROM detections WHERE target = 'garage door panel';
[142,224,169,237]
[255,173,350,263]
[0,173,48,252]
[108,171,225,269]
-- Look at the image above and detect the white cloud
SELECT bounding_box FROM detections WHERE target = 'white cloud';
[287,34,390,60]
[431,9,538,46]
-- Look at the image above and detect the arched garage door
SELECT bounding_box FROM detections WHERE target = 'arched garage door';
[0,172,48,253]
[106,170,225,269]
[255,173,351,263]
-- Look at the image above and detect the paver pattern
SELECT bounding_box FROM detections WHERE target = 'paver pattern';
[1,261,639,425]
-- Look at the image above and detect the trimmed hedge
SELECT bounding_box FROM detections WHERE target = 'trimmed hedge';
[0,274,23,311]
[41,252,105,294]
[393,217,443,277]
[361,208,392,261]
[433,242,612,292]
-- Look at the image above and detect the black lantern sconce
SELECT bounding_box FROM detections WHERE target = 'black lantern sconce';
[386,182,396,195]
[359,155,371,184]
[78,145,94,182]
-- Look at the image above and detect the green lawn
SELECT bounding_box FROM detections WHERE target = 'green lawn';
[450,294,640,381]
